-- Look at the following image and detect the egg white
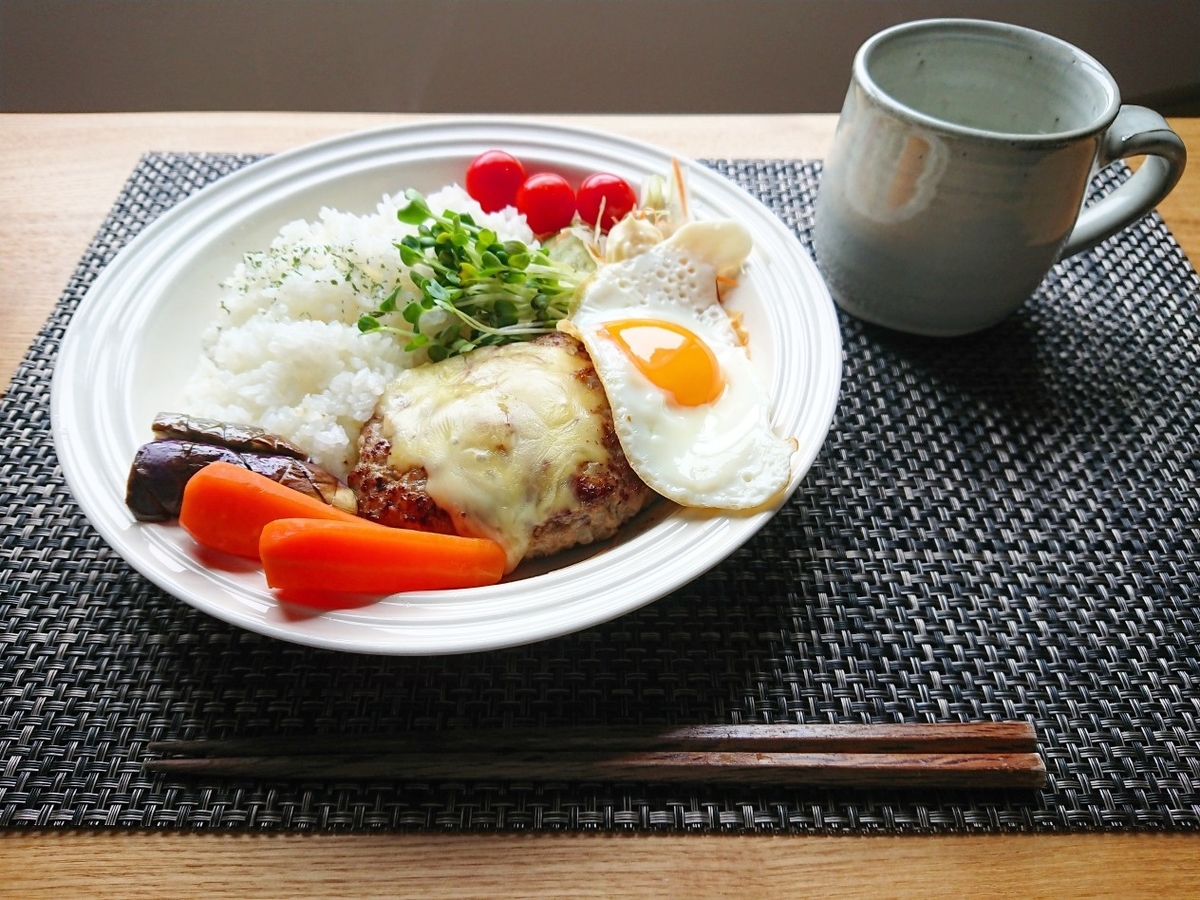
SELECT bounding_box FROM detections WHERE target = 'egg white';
[563,221,795,510]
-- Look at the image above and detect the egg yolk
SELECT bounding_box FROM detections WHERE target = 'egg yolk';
[601,319,724,406]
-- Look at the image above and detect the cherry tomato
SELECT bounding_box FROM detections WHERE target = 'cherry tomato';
[465,150,527,213]
[576,173,638,231]
[516,173,576,235]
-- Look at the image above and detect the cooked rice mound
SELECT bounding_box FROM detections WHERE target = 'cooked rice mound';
[182,185,535,477]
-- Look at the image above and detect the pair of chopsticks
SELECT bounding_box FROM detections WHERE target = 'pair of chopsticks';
[145,722,1045,789]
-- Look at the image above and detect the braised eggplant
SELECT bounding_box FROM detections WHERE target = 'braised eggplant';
[150,412,310,460]
[126,418,357,522]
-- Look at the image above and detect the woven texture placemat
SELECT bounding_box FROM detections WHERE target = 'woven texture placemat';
[2,153,1199,832]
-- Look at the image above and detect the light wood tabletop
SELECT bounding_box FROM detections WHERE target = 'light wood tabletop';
[2,113,1199,898]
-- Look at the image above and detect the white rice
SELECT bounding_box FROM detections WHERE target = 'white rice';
[182,185,535,477]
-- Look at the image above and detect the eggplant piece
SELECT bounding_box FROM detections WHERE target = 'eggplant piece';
[151,412,310,460]
[126,439,357,522]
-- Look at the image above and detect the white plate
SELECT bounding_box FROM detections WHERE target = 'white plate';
[51,118,842,655]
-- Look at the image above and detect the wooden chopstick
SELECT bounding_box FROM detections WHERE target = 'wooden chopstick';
[143,749,1045,788]
[144,722,1045,789]
[148,722,1036,756]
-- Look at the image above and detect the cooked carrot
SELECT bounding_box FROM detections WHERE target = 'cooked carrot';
[178,461,361,559]
[259,517,507,600]
[671,156,689,220]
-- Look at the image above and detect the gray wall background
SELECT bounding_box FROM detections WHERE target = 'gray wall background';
[3,0,1198,114]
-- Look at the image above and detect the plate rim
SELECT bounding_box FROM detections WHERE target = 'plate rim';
[50,116,843,655]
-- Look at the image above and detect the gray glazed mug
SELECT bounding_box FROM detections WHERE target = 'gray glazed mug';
[812,18,1187,336]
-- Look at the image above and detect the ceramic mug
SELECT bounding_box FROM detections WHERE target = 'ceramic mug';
[812,18,1187,336]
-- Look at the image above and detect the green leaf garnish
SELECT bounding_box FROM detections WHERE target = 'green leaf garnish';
[357,190,592,362]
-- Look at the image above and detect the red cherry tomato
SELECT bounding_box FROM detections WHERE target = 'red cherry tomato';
[576,173,638,231]
[516,173,576,235]
[465,150,527,213]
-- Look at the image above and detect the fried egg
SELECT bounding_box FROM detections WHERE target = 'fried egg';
[560,219,795,510]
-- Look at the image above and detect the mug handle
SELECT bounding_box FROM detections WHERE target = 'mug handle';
[1060,105,1187,258]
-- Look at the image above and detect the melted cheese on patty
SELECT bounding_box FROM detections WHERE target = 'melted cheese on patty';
[374,339,610,571]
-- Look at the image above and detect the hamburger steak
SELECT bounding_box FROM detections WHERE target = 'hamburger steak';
[349,332,655,571]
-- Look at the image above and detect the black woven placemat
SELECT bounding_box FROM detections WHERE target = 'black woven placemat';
[2,152,1199,832]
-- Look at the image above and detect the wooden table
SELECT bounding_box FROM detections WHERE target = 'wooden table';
[2,113,1198,898]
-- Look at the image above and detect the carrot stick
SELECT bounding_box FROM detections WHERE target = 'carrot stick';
[178,461,362,559]
[671,157,689,220]
[259,517,507,601]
